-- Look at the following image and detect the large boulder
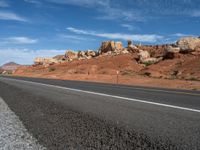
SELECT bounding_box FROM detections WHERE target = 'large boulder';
[65,50,78,61]
[127,40,138,52]
[166,46,181,53]
[138,50,150,61]
[115,42,123,50]
[141,57,163,65]
[164,46,181,59]
[85,50,97,58]
[176,37,200,52]
[138,50,162,65]
[99,41,124,54]
[77,50,97,60]
[77,51,86,59]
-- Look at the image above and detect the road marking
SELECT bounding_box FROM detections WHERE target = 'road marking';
[115,86,200,97]
[1,77,200,113]
[1,76,200,96]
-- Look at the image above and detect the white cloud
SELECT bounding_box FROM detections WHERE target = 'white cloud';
[0,12,27,22]
[3,37,38,44]
[67,27,163,43]
[0,48,66,65]
[0,0,9,7]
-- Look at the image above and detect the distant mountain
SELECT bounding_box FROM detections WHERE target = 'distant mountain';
[0,62,21,71]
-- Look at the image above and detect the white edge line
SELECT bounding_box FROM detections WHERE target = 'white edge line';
[2,77,200,113]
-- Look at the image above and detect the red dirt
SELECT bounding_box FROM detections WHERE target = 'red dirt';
[14,53,200,90]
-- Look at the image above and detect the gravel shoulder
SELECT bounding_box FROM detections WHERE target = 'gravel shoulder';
[0,97,45,150]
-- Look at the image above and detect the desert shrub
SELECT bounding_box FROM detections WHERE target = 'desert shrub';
[143,72,151,76]
[171,70,179,76]
[121,70,135,76]
[101,71,107,74]
[143,61,154,66]
[188,77,199,81]
[139,71,151,77]
[49,67,56,72]
[7,72,12,74]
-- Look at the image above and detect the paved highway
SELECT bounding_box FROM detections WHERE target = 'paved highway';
[0,76,200,149]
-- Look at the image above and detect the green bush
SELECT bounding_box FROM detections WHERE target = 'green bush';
[143,61,154,66]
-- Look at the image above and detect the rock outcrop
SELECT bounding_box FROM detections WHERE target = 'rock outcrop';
[34,57,59,65]
[53,55,66,61]
[176,37,200,52]
[65,50,97,61]
[35,49,98,66]
[33,37,200,67]
[98,41,124,55]
[77,50,98,60]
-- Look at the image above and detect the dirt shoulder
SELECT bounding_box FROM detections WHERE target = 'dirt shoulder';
[13,73,200,91]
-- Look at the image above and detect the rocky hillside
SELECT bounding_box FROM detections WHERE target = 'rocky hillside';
[15,37,200,82]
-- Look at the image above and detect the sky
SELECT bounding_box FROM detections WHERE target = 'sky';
[0,0,200,65]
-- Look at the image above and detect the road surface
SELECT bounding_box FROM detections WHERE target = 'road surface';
[0,76,200,149]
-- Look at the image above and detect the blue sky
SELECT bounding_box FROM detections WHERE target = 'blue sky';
[0,0,199,65]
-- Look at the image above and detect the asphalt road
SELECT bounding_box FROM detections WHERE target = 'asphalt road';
[0,76,200,149]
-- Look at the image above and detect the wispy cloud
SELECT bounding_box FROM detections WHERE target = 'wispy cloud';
[43,0,200,22]
[24,0,200,22]
[24,0,42,5]
[0,12,27,22]
[172,33,194,37]
[97,7,144,22]
[0,48,66,65]
[191,10,200,17]
[58,34,96,42]
[2,37,38,44]
[121,24,140,31]
[34,0,143,22]
[0,0,9,7]
[159,32,199,44]
[45,0,109,7]
[67,27,163,43]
